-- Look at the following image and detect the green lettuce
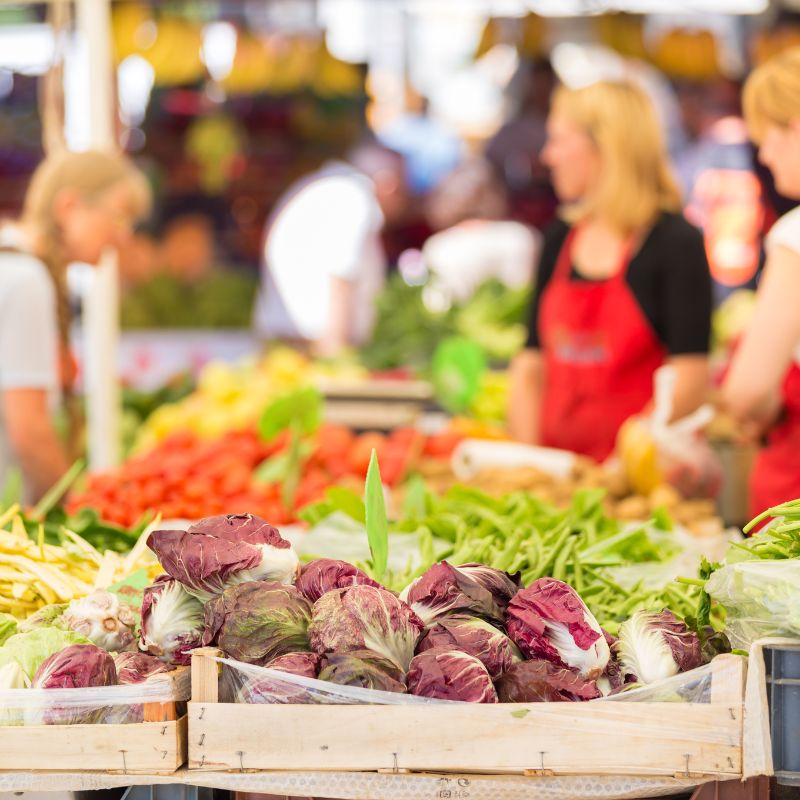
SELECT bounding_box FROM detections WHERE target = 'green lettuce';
[1,628,90,680]
[0,613,17,646]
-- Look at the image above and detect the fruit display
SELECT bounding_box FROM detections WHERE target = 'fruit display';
[135,348,368,451]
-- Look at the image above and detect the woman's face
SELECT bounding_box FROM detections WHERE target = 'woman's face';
[541,111,601,203]
[57,181,138,265]
[758,120,800,200]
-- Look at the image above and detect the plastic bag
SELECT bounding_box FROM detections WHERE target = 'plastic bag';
[705,560,800,649]
[0,667,190,726]
[617,366,721,499]
[217,654,727,706]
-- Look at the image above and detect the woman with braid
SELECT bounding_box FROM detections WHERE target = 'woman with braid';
[0,150,150,501]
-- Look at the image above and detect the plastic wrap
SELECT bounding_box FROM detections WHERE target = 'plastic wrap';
[0,667,190,725]
[218,656,451,705]
[601,661,716,703]
[217,654,727,706]
[705,560,800,649]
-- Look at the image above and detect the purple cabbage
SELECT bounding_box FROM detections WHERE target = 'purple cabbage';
[495,659,602,702]
[234,652,321,705]
[506,578,610,679]
[615,609,703,685]
[295,559,382,603]
[407,647,498,703]
[203,581,312,665]
[319,650,406,693]
[400,562,519,627]
[147,514,299,602]
[32,644,117,690]
[308,585,424,671]
[416,613,521,679]
[114,652,175,685]
[139,576,205,666]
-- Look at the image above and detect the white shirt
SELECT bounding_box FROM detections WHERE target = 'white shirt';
[765,206,800,365]
[0,250,59,499]
[767,205,800,257]
[254,164,386,345]
[422,220,540,304]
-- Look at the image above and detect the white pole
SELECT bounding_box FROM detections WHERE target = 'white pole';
[76,0,120,470]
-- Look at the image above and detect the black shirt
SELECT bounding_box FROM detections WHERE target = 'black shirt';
[525,213,712,355]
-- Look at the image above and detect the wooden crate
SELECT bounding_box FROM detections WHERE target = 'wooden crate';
[188,649,746,778]
[0,667,188,774]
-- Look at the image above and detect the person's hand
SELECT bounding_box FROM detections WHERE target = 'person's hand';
[730,398,783,445]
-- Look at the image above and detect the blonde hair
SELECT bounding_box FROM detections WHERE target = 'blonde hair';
[743,46,800,144]
[552,80,682,234]
[20,150,151,453]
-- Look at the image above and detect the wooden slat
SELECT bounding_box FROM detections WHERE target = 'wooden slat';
[0,716,187,774]
[188,702,742,777]
[191,648,221,704]
[142,667,187,722]
[709,655,747,705]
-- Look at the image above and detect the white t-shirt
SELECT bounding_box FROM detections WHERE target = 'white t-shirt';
[422,220,540,304]
[0,250,59,496]
[254,165,386,345]
[766,205,800,256]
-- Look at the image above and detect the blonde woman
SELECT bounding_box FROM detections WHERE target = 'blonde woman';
[722,48,800,516]
[509,80,711,461]
[0,150,150,501]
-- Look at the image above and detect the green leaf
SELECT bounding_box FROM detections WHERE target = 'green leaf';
[33,459,85,520]
[106,568,152,614]
[258,387,322,442]
[365,449,389,580]
[324,487,366,524]
[254,441,315,485]
[431,337,487,414]
[0,467,22,510]
[510,709,530,719]
[650,505,674,532]
[402,474,428,519]
[281,423,304,510]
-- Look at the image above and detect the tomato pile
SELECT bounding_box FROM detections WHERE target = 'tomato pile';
[69,425,462,528]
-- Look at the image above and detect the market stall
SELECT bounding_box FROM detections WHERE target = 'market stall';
[2,0,800,797]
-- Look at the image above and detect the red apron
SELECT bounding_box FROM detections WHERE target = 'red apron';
[538,228,666,462]
[749,362,800,518]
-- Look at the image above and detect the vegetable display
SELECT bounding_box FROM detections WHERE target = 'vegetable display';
[307,485,703,635]
[133,348,368,449]
[142,493,716,706]
[70,425,460,528]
